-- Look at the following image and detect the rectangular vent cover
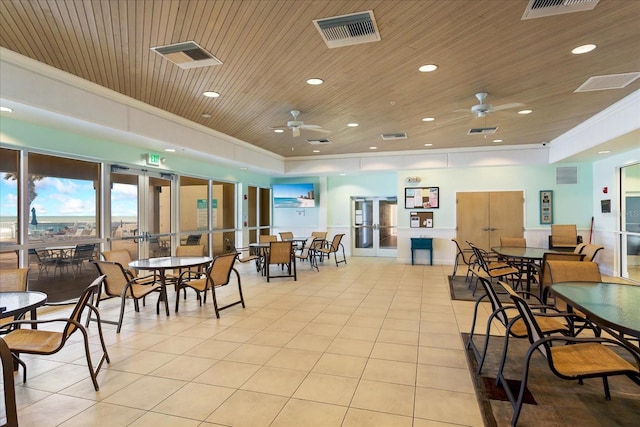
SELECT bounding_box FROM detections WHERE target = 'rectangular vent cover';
[313,10,381,48]
[151,41,222,69]
[381,132,407,140]
[307,138,332,145]
[468,127,498,135]
[522,0,599,20]
[556,166,578,184]
[574,72,640,92]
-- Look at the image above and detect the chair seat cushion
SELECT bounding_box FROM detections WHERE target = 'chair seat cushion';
[128,282,161,298]
[4,330,64,354]
[180,277,208,292]
[551,342,639,377]
[510,316,568,336]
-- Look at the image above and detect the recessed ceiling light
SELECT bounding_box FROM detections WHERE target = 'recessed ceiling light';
[422,117,435,122]
[306,78,324,85]
[347,122,359,127]
[418,64,438,72]
[201,113,212,118]
[493,139,503,143]
[0,106,13,112]
[424,143,433,147]
[369,146,377,150]
[274,129,284,133]
[518,109,533,115]
[203,91,220,98]
[572,44,596,55]
[598,150,611,154]
[164,148,176,152]
[313,150,320,153]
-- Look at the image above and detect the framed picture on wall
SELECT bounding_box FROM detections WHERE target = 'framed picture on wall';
[540,190,553,224]
[405,187,439,209]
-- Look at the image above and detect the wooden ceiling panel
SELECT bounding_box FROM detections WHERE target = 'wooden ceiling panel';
[0,0,638,158]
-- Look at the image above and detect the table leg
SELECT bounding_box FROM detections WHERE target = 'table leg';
[159,271,170,316]
[28,309,38,329]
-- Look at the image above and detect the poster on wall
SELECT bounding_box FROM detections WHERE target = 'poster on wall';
[197,199,217,230]
[405,187,439,209]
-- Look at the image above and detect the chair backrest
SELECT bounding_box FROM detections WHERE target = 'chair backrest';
[259,235,278,243]
[269,241,293,264]
[176,244,205,257]
[550,224,578,246]
[207,253,237,287]
[500,237,526,247]
[478,277,510,327]
[0,267,29,292]
[452,238,473,264]
[102,249,137,277]
[327,234,344,252]
[578,244,604,262]
[186,235,202,245]
[573,243,587,254]
[62,275,105,339]
[73,243,97,262]
[279,232,294,241]
[503,284,551,360]
[92,260,131,297]
[546,260,602,284]
[469,244,490,273]
[1,336,18,427]
[311,231,327,239]
[298,237,317,258]
[540,252,585,286]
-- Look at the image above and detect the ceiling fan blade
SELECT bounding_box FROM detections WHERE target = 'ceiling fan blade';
[300,125,331,133]
[292,127,300,137]
[492,102,525,111]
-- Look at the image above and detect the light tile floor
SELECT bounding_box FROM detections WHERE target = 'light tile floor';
[3,257,499,426]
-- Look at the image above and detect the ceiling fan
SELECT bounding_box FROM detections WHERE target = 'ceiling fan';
[469,92,524,118]
[271,110,330,137]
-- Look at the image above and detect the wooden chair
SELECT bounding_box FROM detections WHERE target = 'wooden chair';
[1,336,18,427]
[295,236,319,271]
[265,241,296,282]
[467,277,570,374]
[2,276,110,391]
[451,238,475,282]
[175,252,244,318]
[549,224,583,251]
[91,260,164,333]
[316,234,347,267]
[498,285,640,427]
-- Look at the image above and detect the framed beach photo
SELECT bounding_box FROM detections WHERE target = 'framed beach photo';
[273,183,316,208]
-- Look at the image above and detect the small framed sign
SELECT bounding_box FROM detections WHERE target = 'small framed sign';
[540,190,553,224]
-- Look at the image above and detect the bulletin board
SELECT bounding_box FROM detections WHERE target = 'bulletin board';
[405,187,439,209]
[410,211,434,228]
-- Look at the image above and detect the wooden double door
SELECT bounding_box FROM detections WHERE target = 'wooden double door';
[456,191,524,250]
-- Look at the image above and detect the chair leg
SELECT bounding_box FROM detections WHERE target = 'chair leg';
[116,298,127,333]
[477,313,497,374]
[11,353,27,384]
[603,376,611,400]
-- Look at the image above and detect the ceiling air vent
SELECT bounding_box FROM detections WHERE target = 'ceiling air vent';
[313,10,381,48]
[307,138,332,145]
[151,41,222,69]
[574,72,640,92]
[468,127,498,135]
[522,0,599,20]
[381,132,407,140]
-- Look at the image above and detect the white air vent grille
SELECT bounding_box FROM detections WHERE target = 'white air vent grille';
[468,127,498,135]
[557,166,578,184]
[522,0,599,20]
[307,138,332,145]
[574,72,640,92]
[381,132,407,140]
[313,10,381,48]
[151,41,222,69]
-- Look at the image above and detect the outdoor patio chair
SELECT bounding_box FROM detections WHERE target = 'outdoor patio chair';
[266,241,296,282]
[225,238,261,271]
[467,277,570,374]
[578,243,605,262]
[549,224,583,251]
[91,260,163,333]
[451,238,475,282]
[498,284,640,426]
[316,234,346,267]
[175,252,244,318]
[2,276,110,391]
[295,236,319,271]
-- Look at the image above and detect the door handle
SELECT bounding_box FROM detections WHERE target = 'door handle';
[482,227,490,231]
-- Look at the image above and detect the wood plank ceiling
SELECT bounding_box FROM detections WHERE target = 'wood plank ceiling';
[1,0,638,158]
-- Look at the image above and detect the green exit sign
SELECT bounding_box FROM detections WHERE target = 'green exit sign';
[146,153,161,166]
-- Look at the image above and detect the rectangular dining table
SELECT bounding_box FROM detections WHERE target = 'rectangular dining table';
[551,281,640,353]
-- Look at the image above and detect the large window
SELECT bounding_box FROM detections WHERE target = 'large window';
[621,163,640,282]
[0,148,20,268]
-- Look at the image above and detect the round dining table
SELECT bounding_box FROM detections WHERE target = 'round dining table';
[0,291,48,329]
[128,256,212,316]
